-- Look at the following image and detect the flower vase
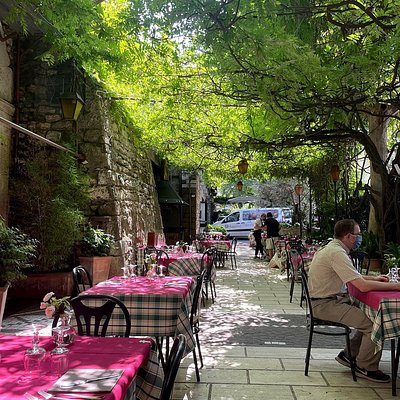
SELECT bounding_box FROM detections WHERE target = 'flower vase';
[53,310,76,346]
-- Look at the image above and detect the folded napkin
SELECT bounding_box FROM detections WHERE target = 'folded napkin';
[96,280,122,286]
[48,368,124,393]
[163,281,188,287]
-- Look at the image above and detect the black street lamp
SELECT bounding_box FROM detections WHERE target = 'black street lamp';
[330,165,341,222]
[294,184,304,238]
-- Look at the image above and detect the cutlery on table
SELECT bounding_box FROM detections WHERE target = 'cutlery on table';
[24,393,39,400]
[37,390,104,400]
[58,373,121,389]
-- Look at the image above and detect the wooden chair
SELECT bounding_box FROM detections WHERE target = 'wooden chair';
[300,269,357,381]
[160,334,186,400]
[70,294,131,337]
[72,266,92,295]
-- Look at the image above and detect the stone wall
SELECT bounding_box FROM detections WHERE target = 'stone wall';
[10,38,163,275]
[79,85,163,274]
[0,38,14,222]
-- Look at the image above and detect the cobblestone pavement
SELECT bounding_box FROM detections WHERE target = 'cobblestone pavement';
[199,240,346,349]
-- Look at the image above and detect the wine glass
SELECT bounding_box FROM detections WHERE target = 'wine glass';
[121,266,129,279]
[128,264,137,279]
[18,324,47,384]
[158,264,166,278]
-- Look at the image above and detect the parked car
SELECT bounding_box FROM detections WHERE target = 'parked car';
[213,207,292,238]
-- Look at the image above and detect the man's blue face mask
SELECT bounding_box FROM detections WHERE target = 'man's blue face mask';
[353,234,363,250]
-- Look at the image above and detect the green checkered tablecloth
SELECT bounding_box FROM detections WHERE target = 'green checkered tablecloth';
[168,256,216,282]
[351,296,400,351]
[79,277,196,355]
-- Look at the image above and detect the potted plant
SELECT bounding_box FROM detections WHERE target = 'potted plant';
[360,231,382,273]
[0,219,37,325]
[383,242,400,274]
[78,225,114,284]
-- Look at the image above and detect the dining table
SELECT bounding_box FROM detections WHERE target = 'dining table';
[348,283,400,395]
[80,276,196,364]
[194,239,231,253]
[165,251,217,284]
[0,335,163,400]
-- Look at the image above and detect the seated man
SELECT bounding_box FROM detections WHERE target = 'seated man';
[308,219,400,383]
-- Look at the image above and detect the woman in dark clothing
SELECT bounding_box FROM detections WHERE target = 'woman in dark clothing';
[253,213,266,258]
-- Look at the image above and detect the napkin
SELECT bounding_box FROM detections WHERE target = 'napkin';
[163,281,187,286]
[48,368,124,392]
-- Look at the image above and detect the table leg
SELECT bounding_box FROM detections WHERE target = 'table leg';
[391,338,400,396]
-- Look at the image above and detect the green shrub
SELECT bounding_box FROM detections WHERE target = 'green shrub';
[0,219,37,285]
[80,225,114,257]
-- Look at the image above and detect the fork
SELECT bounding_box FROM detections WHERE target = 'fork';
[37,390,104,400]
[24,393,39,400]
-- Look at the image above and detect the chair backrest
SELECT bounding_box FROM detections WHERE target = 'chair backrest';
[349,250,367,273]
[156,249,170,265]
[288,248,304,272]
[190,269,206,327]
[201,248,215,273]
[231,237,237,251]
[160,334,186,400]
[300,268,314,321]
[70,294,131,337]
[72,266,93,295]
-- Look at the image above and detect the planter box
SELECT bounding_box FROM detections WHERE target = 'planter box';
[279,227,300,237]
[78,256,112,285]
[0,284,9,326]
[365,258,383,274]
[8,272,73,300]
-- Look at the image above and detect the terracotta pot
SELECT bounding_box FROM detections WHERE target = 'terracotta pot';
[365,258,383,273]
[78,256,112,285]
[0,284,9,326]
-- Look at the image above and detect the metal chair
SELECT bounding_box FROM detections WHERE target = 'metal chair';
[190,269,206,381]
[300,269,357,381]
[160,334,186,400]
[70,294,131,337]
[224,237,238,269]
[349,250,368,274]
[156,249,170,275]
[201,248,216,304]
[288,249,304,306]
[72,266,92,295]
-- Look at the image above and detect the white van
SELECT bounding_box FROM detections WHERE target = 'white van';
[213,207,292,238]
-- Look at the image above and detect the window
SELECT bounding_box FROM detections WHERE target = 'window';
[226,212,240,222]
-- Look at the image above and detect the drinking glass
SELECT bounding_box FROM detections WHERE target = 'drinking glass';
[390,267,399,282]
[50,351,69,377]
[158,265,166,278]
[121,266,129,279]
[18,324,47,384]
[128,264,137,279]
[52,326,70,355]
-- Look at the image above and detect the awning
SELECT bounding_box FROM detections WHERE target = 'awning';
[156,180,188,205]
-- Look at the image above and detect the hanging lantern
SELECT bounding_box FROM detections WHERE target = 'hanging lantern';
[294,184,304,196]
[237,159,249,174]
[330,165,341,182]
[60,91,85,120]
[236,181,243,191]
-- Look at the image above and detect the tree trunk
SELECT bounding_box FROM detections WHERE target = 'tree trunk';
[368,107,389,237]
